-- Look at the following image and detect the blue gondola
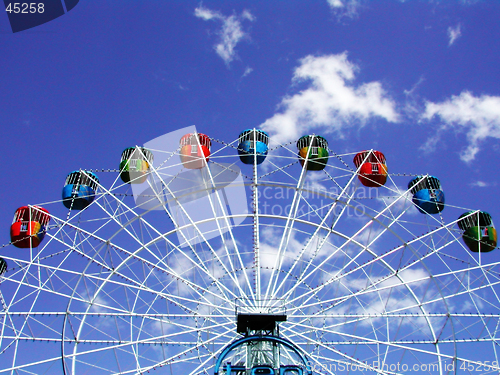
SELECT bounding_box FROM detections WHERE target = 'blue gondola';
[408,175,445,214]
[62,171,99,210]
[238,129,269,165]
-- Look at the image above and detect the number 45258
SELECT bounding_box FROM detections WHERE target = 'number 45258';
[5,3,45,14]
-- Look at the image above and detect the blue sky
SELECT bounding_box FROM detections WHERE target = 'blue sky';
[1,0,500,373]
[1,0,499,231]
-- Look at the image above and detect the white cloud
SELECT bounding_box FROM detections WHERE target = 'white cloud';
[422,91,500,162]
[352,225,385,249]
[328,267,435,333]
[260,53,399,144]
[469,180,493,188]
[194,6,221,21]
[242,66,253,78]
[380,268,428,289]
[194,5,254,66]
[216,15,245,65]
[448,24,462,46]
[241,9,255,21]
[326,0,360,18]
[327,0,345,7]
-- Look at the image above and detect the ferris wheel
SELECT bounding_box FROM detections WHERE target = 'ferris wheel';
[0,125,499,375]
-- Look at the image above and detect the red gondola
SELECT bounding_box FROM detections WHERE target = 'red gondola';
[353,150,388,187]
[180,133,211,169]
[10,206,50,248]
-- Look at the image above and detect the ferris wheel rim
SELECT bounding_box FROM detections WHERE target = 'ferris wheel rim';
[2,133,499,375]
[51,180,462,373]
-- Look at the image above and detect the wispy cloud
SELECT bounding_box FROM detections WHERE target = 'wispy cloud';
[242,66,253,78]
[469,181,495,188]
[421,91,500,162]
[259,53,399,144]
[448,24,462,46]
[403,76,426,118]
[194,5,254,66]
[404,76,425,97]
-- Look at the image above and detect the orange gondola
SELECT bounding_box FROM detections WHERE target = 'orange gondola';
[180,133,211,169]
